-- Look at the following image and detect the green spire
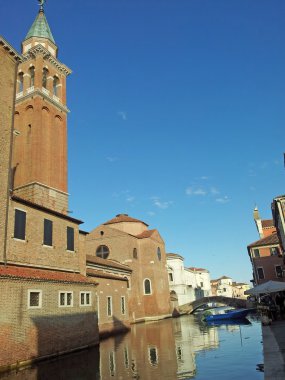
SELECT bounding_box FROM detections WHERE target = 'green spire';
[25,8,55,44]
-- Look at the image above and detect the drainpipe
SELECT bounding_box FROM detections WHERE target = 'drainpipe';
[3,60,19,267]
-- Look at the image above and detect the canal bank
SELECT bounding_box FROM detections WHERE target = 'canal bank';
[263,320,285,380]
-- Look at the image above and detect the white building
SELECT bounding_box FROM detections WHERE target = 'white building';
[211,276,233,298]
[166,253,212,306]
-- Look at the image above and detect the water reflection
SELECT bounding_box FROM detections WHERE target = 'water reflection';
[1,315,263,380]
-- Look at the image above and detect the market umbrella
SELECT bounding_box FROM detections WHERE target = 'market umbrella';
[245,280,285,295]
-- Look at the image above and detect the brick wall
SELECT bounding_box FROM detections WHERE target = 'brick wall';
[0,39,19,263]
[6,199,81,272]
[87,224,171,322]
[0,278,99,369]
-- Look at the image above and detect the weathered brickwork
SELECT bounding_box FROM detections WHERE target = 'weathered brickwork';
[95,276,130,337]
[86,217,171,322]
[5,198,81,272]
[0,277,98,370]
[13,182,68,215]
[0,39,21,263]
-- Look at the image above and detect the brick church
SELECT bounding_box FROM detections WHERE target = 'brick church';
[0,2,171,370]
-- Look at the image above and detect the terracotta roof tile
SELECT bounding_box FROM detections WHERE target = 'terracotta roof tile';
[104,214,148,226]
[86,255,132,272]
[87,268,129,282]
[0,265,97,285]
[135,229,156,239]
[248,233,280,248]
[261,219,274,228]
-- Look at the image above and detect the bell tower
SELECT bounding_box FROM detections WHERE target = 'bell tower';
[12,1,71,214]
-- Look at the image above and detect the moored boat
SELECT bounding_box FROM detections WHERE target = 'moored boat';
[205,308,251,322]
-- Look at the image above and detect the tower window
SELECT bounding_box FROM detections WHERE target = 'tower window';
[53,76,59,96]
[18,72,24,92]
[96,245,109,259]
[144,279,152,295]
[14,209,26,240]
[29,67,35,87]
[42,68,48,88]
[133,248,138,259]
[257,267,264,280]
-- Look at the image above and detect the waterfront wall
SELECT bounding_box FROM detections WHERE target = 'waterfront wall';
[0,278,99,371]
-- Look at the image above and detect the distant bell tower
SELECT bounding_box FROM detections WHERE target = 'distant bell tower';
[12,1,71,214]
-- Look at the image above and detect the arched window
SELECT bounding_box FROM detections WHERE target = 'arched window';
[53,76,59,96]
[29,67,35,87]
[133,248,138,259]
[96,245,109,259]
[144,279,152,295]
[18,72,24,92]
[42,68,48,88]
[157,247,161,261]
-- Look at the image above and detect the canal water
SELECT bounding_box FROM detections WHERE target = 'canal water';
[1,314,264,380]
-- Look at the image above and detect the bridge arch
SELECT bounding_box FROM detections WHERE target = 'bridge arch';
[178,296,247,315]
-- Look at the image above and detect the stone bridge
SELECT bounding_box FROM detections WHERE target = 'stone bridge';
[177,296,247,315]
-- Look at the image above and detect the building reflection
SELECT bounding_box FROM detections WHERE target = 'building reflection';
[0,316,221,380]
[99,315,219,380]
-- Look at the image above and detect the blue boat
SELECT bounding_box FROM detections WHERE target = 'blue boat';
[205,308,251,322]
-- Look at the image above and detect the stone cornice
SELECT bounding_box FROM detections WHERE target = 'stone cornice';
[22,44,71,76]
[16,88,70,113]
[0,36,22,62]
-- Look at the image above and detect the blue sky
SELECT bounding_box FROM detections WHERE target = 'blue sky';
[2,0,285,283]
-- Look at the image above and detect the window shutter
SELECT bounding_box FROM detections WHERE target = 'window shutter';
[67,226,74,251]
[44,219,53,246]
[14,209,26,240]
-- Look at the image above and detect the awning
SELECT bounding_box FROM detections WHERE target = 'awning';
[245,280,285,295]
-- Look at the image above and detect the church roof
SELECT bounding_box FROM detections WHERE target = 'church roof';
[104,214,148,226]
[25,9,55,44]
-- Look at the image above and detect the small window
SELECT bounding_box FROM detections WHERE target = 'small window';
[252,249,260,258]
[121,296,126,315]
[80,291,91,306]
[28,290,42,309]
[43,219,53,246]
[257,267,265,280]
[200,282,203,287]
[144,279,152,295]
[276,266,283,278]
[148,347,158,367]
[109,351,116,377]
[133,248,138,259]
[67,226,74,251]
[96,245,109,259]
[169,273,173,282]
[107,296,112,316]
[14,209,26,240]
[59,291,73,307]
[157,247,161,261]
[271,247,279,256]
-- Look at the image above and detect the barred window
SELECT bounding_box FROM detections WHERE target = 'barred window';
[96,245,109,259]
[59,291,73,307]
[80,292,91,306]
[28,290,42,309]
[107,296,112,316]
[121,296,126,315]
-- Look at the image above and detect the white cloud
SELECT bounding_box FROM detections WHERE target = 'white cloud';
[210,187,220,195]
[216,196,230,204]
[200,176,209,180]
[151,197,173,209]
[186,187,207,196]
[147,211,155,216]
[126,196,135,203]
[118,111,127,121]
[106,156,118,162]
